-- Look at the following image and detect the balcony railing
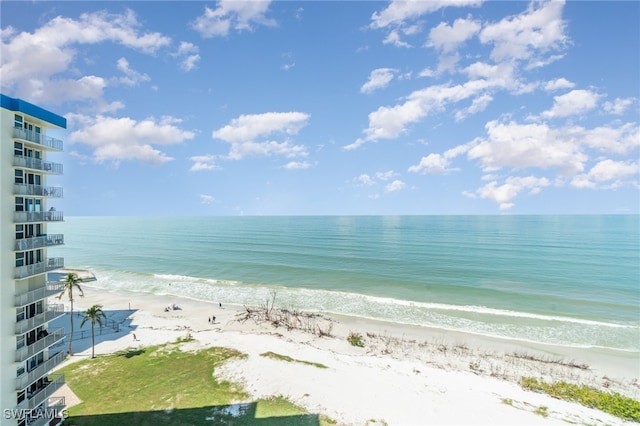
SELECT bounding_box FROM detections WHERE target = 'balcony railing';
[16,351,66,390]
[23,396,67,426]
[16,328,65,363]
[14,211,64,223]
[14,184,63,198]
[13,155,63,174]
[15,235,64,251]
[15,304,65,335]
[15,258,64,279]
[13,128,63,151]
[16,374,65,411]
[15,282,63,307]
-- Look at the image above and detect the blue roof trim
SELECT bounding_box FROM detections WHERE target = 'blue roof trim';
[1,94,66,129]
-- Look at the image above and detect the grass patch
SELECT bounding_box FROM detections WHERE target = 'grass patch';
[521,377,640,422]
[260,351,328,369]
[347,332,365,347]
[56,340,334,425]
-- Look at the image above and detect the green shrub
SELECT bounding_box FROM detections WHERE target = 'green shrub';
[521,377,640,422]
[347,332,365,348]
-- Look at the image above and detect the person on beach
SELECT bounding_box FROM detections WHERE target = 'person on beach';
[133,333,137,341]
[212,315,216,324]
[219,302,222,308]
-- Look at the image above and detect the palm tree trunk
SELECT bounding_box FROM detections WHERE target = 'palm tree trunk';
[91,324,95,358]
[69,299,74,356]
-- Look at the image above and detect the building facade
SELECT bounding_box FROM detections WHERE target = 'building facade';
[1,94,67,426]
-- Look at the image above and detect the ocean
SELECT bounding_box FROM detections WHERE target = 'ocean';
[48,215,640,354]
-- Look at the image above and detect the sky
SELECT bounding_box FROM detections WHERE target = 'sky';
[1,0,639,216]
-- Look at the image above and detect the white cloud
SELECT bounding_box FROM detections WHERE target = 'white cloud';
[603,97,635,115]
[213,112,310,160]
[541,89,600,119]
[356,174,375,186]
[467,120,587,174]
[69,114,195,165]
[408,153,452,174]
[567,122,640,155]
[467,175,550,210]
[427,17,481,53]
[376,170,397,181]
[115,57,150,86]
[479,0,568,65]
[1,9,170,103]
[571,159,639,189]
[192,1,276,38]
[455,93,493,121]
[370,0,482,29]
[382,29,412,48]
[543,77,575,91]
[385,179,406,192]
[190,155,219,171]
[200,194,215,204]
[284,161,312,170]
[361,68,397,94]
[174,42,200,71]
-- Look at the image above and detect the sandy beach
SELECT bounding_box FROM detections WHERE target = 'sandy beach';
[51,284,639,426]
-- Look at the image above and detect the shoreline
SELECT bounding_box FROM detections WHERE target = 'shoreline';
[51,283,639,425]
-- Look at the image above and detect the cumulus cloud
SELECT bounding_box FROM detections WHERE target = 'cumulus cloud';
[200,194,215,204]
[352,170,403,193]
[69,114,195,165]
[571,159,639,189]
[543,77,575,91]
[370,0,482,29]
[466,175,550,210]
[284,161,312,170]
[479,0,568,65]
[540,89,600,119]
[385,179,406,192]
[174,42,200,71]
[192,1,276,38]
[603,97,635,115]
[467,120,587,174]
[361,68,397,94]
[0,9,170,103]
[427,17,481,53]
[213,112,310,160]
[190,154,219,171]
[115,57,150,86]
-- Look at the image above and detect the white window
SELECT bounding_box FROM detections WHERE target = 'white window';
[14,114,23,128]
[14,141,23,156]
[16,252,25,267]
[15,197,24,212]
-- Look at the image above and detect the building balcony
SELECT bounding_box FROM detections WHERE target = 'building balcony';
[14,184,63,198]
[16,328,65,363]
[16,351,66,390]
[13,155,63,174]
[15,282,63,307]
[16,374,65,411]
[15,235,64,251]
[14,211,64,223]
[15,304,65,335]
[24,397,67,426]
[13,128,63,151]
[15,258,64,279]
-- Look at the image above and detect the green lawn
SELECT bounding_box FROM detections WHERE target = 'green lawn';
[56,340,334,425]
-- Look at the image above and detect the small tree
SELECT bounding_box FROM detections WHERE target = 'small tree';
[80,304,106,359]
[57,272,84,355]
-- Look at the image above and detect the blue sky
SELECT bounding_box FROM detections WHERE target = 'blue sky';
[2,1,638,216]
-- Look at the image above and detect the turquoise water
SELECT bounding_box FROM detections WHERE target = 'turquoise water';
[49,215,640,352]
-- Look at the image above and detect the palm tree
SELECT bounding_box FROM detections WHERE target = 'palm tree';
[57,272,84,355]
[80,304,106,359]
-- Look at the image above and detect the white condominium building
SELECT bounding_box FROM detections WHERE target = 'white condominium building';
[1,94,67,426]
